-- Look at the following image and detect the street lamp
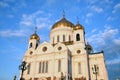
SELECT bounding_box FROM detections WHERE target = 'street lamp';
[92,65,99,80]
[19,61,27,80]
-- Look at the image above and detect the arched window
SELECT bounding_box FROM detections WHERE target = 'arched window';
[58,60,61,72]
[35,43,38,49]
[45,61,48,73]
[29,43,32,48]
[76,34,80,41]
[69,35,71,41]
[57,35,59,42]
[39,62,41,73]
[27,63,31,74]
[42,62,45,73]
[78,62,81,74]
[63,35,65,42]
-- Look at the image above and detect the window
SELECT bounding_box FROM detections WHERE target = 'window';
[68,60,71,74]
[42,62,45,73]
[69,35,71,41]
[76,34,80,41]
[77,50,81,54]
[27,63,31,74]
[45,61,48,73]
[92,65,99,75]
[39,61,48,73]
[58,46,62,50]
[29,43,32,48]
[35,43,38,49]
[42,46,47,52]
[58,60,61,72]
[78,62,81,74]
[63,35,65,42]
[29,51,33,55]
[57,35,59,42]
[39,62,41,73]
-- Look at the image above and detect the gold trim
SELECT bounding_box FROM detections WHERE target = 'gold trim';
[52,41,73,46]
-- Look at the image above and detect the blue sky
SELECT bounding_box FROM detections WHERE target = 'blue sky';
[0,0,120,80]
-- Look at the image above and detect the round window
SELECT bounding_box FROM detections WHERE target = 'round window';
[30,51,33,55]
[58,46,62,50]
[42,46,47,52]
[77,50,81,54]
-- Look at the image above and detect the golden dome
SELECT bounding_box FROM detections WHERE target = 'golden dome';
[30,33,40,41]
[74,23,84,30]
[51,17,75,30]
[86,43,93,50]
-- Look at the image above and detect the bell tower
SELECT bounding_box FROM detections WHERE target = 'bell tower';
[28,27,40,50]
[73,18,85,45]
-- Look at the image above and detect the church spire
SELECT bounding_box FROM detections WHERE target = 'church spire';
[35,26,37,34]
[30,26,40,41]
[77,16,80,24]
[29,26,40,49]
[62,10,65,18]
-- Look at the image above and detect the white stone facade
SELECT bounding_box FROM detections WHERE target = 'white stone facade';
[21,17,108,80]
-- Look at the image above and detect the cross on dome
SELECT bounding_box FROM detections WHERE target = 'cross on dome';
[77,16,80,24]
[62,10,65,18]
[35,26,37,34]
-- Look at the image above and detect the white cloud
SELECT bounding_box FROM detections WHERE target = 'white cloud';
[20,10,51,29]
[0,10,52,38]
[86,13,93,18]
[88,0,113,5]
[107,57,120,65]
[88,0,98,4]
[114,3,120,9]
[85,19,89,24]
[0,1,9,7]
[87,26,118,46]
[86,25,120,63]
[20,20,33,27]
[6,14,14,18]
[36,17,51,29]
[0,29,26,37]
[46,0,56,5]
[88,5,103,13]
[112,3,120,13]
[107,16,114,21]
[113,39,120,45]
[20,14,34,26]
[91,29,97,33]
[76,0,82,2]
[36,23,48,29]
[3,0,15,2]
[104,0,113,4]
[90,5,103,13]
[101,27,118,39]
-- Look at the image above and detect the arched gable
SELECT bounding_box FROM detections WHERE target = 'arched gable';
[35,41,54,54]
[54,42,68,52]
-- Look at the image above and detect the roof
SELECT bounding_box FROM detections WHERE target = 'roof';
[51,17,75,30]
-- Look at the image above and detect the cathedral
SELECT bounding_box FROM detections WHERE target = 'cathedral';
[20,14,108,80]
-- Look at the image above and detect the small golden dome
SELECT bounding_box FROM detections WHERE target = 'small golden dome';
[51,17,75,30]
[30,33,40,41]
[74,23,84,30]
[86,44,93,50]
